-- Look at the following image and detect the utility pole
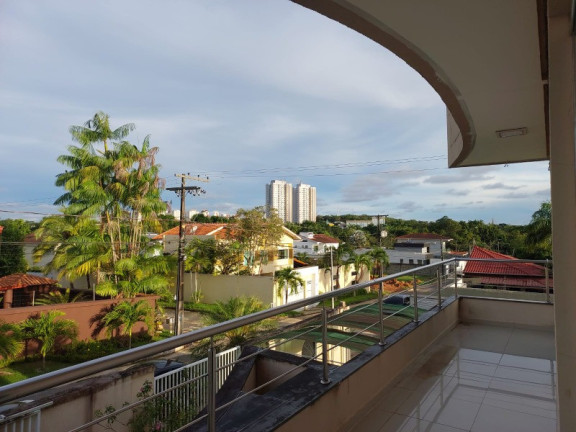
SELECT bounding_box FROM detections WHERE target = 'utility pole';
[375,214,388,277]
[167,173,208,335]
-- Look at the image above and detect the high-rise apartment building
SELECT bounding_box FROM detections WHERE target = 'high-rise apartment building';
[293,182,317,223]
[265,180,293,222]
[265,180,316,223]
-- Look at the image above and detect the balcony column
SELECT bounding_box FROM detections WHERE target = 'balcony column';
[548,13,576,431]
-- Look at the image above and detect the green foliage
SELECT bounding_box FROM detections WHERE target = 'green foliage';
[95,379,195,432]
[291,207,553,260]
[346,251,374,284]
[275,267,305,304]
[232,207,284,274]
[0,219,31,276]
[35,112,172,299]
[52,334,155,363]
[526,201,552,258]
[200,296,275,347]
[19,311,78,367]
[0,321,23,365]
[101,300,153,349]
[35,288,85,305]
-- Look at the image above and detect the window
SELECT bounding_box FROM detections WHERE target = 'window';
[409,259,414,264]
[277,249,289,259]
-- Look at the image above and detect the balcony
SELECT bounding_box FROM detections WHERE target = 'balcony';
[0,258,555,432]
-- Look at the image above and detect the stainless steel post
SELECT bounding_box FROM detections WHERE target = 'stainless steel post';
[207,337,216,432]
[378,281,385,345]
[437,268,442,310]
[545,259,551,303]
[413,274,419,323]
[321,307,331,384]
[454,262,458,299]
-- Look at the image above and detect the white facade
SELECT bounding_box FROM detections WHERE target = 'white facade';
[293,183,317,223]
[293,232,339,257]
[266,180,293,222]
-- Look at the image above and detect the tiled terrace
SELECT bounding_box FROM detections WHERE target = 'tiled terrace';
[346,323,556,432]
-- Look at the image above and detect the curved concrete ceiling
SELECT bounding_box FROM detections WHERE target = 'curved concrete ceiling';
[293,0,558,168]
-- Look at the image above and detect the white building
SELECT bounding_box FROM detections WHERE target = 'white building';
[294,232,340,257]
[293,183,317,223]
[265,180,317,223]
[266,180,293,222]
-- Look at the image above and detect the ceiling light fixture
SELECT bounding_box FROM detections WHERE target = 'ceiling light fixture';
[496,127,528,138]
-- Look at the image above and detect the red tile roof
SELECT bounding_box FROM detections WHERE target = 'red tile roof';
[152,223,228,240]
[396,233,452,241]
[465,246,546,277]
[0,273,58,291]
[153,223,299,241]
[310,234,340,244]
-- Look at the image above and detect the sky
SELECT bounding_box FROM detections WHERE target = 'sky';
[0,1,550,225]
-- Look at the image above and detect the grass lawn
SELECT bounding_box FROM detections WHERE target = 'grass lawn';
[0,360,72,386]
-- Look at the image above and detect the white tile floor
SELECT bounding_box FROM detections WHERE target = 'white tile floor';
[348,323,556,432]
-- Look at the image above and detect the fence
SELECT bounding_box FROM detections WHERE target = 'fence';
[154,346,241,424]
[0,402,52,432]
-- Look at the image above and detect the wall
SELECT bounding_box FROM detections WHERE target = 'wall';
[276,300,460,432]
[185,273,275,306]
[35,364,153,432]
[0,296,158,342]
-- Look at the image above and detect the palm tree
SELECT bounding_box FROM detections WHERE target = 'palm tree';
[200,296,273,347]
[0,321,23,364]
[275,267,306,304]
[34,215,106,295]
[526,201,552,257]
[35,288,85,305]
[20,311,78,368]
[322,244,351,289]
[370,247,390,278]
[102,300,153,349]
[347,252,374,284]
[46,114,170,299]
[68,111,135,153]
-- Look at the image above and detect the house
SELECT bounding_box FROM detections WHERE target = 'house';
[394,233,452,258]
[383,233,452,273]
[464,246,553,292]
[0,273,58,308]
[152,223,301,275]
[293,232,340,257]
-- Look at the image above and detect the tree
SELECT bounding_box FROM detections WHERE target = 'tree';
[0,219,31,277]
[232,207,284,275]
[275,267,305,304]
[0,321,23,364]
[321,244,352,289]
[526,201,552,257]
[20,311,78,367]
[39,112,171,299]
[33,215,104,293]
[370,247,389,277]
[347,252,374,284]
[102,300,153,349]
[35,288,85,305]
[200,296,274,347]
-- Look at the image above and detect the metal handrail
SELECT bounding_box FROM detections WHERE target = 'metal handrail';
[0,257,553,407]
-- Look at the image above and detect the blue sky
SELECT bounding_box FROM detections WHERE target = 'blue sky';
[0,1,550,225]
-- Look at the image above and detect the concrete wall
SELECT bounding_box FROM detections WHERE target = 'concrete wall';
[276,300,460,432]
[0,296,158,343]
[185,273,275,306]
[35,364,153,432]
[459,297,555,329]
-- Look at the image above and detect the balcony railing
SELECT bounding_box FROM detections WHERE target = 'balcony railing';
[0,257,553,432]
